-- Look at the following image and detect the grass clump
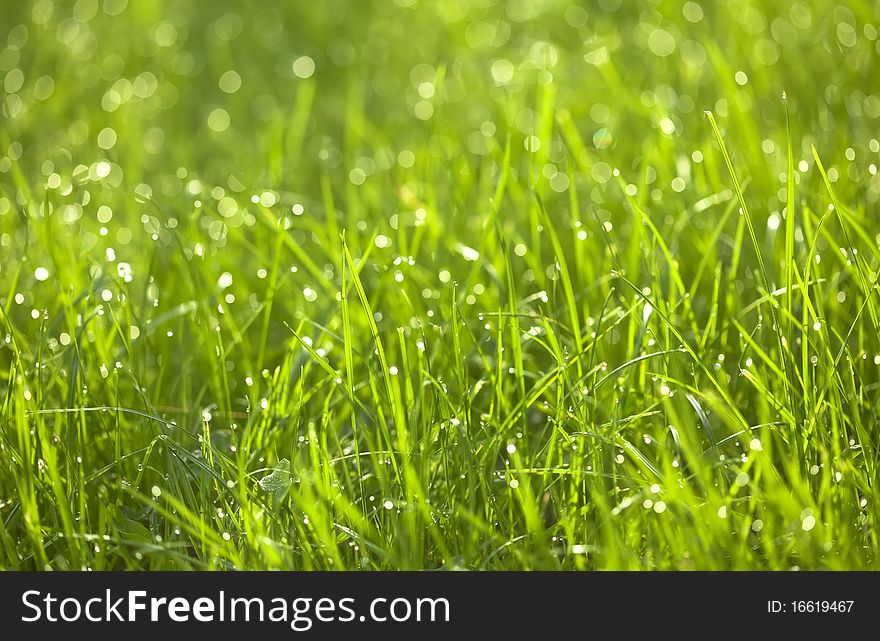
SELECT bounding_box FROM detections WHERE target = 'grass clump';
[1,0,879,570]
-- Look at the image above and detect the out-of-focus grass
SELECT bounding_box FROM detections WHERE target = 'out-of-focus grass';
[1,0,879,570]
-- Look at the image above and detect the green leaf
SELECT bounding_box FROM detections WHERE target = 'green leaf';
[258,458,292,510]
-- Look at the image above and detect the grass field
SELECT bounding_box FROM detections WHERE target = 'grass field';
[1,0,879,570]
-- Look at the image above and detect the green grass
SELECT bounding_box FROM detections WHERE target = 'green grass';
[1,0,879,570]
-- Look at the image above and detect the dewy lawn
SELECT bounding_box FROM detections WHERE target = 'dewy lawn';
[1,0,879,570]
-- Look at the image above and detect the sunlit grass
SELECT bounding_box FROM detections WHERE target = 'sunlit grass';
[1,0,879,570]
